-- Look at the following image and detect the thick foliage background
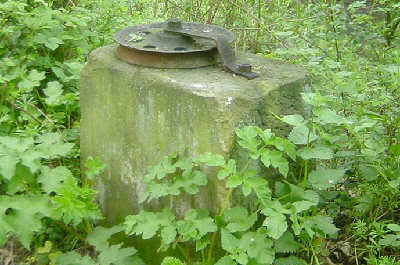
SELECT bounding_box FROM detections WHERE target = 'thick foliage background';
[0,0,399,264]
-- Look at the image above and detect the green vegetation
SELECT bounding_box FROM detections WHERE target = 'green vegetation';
[0,0,399,264]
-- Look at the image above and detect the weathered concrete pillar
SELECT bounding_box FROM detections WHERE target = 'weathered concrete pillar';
[80,45,308,224]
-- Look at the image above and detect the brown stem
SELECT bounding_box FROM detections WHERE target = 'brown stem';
[55,220,87,243]
[4,98,42,125]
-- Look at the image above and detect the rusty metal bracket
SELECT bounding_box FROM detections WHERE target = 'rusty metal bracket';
[165,19,259,80]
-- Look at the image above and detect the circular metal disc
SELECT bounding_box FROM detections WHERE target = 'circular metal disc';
[113,22,234,54]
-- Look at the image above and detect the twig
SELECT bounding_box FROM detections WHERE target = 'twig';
[27,102,64,138]
[4,98,42,125]
[226,0,289,49]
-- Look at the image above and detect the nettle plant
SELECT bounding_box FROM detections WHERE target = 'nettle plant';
[0,133,102,247]
[120,108,349,265]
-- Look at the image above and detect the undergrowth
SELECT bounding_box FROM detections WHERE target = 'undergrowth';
[0,0,399,264]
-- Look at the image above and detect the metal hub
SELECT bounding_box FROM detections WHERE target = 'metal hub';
[114,20,259,79]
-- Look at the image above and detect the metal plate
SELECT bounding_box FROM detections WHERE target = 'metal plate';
[113,22,234,54]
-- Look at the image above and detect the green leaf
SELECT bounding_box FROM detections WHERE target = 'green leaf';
[390,144,400,156]
[224,206,257,232]
[0,195,52,249]
[218,159,236,180]
[36,133,74,158]
[268,138,297,161]
[388,224,400,232]
[359,164,379,181]
[20,149,43,174]
[44,81,63,105]
[281,114,305,126]
[235,126,261,156]
[85,156,107,180]
[45,37,63,50]
[292,200,316,213]
[298,146,333,160]
[261,150,289,177]
[226,173,243,188]
[125,211,161,239]
[56,251,96,265]
[221,229,239,253]
[274,256,307,265]
[238,229,274,264]
[308,168,346,189]
[97,243,138,265]
[196,152,225,167]
[215,256,236,265]
[245,177,271,205]
[0,154,18,180]
[274,231,301,253]
[261,208,287,239]
[314,108,345,124]
[38,166,72,194]
[380,235,400,247]
[288,124,318,145]
[18,70,46,92]
[305,215,339,237]
[87,225,124,251]
[161,257,186,265]
[52,176,102,226]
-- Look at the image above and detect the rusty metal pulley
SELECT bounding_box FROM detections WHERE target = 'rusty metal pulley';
[113,19,259,79]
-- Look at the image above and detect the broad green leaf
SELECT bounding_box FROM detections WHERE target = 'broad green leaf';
[226,173,243,188]
[20,149,43,174]
[0,195,52,249]
[221,229,239,253]
[261,150,289,177]
[44,81,63,105]
[359,164,379,181]
[235,126,261,156]
[274,256,307,265]
[161,257,186,265]
[7,165,33,195]
[292,200,316,213]
[314,108,345,124]
[0,137,34,153]
[218,159,236,180]
[308,168,346,189]
[215,256,236,265]
[238,229,274,264]
[274,231,301,253]
[56,251,96,265]
[298,146,333,160]
[224,206,257,232]
[268,137,297,161]
[97,243,138,265]
[45,37,63,50]
[261,208,287,239]
[18,69,46,92]
[196,152,225,167]
[379,235,400,247]
[38,166,72,194]
[245,177,271,205]
[36,133,74,158]
[305,215,339,237]
[85,156,107,180]
[390,144,400,156]
[125,211,161,239]
[281,114,305,126]
[388,224,400,232]
[52,176,102,226]
[87,225,124,251]
[0,154,18,180]
[288,124,318,145]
